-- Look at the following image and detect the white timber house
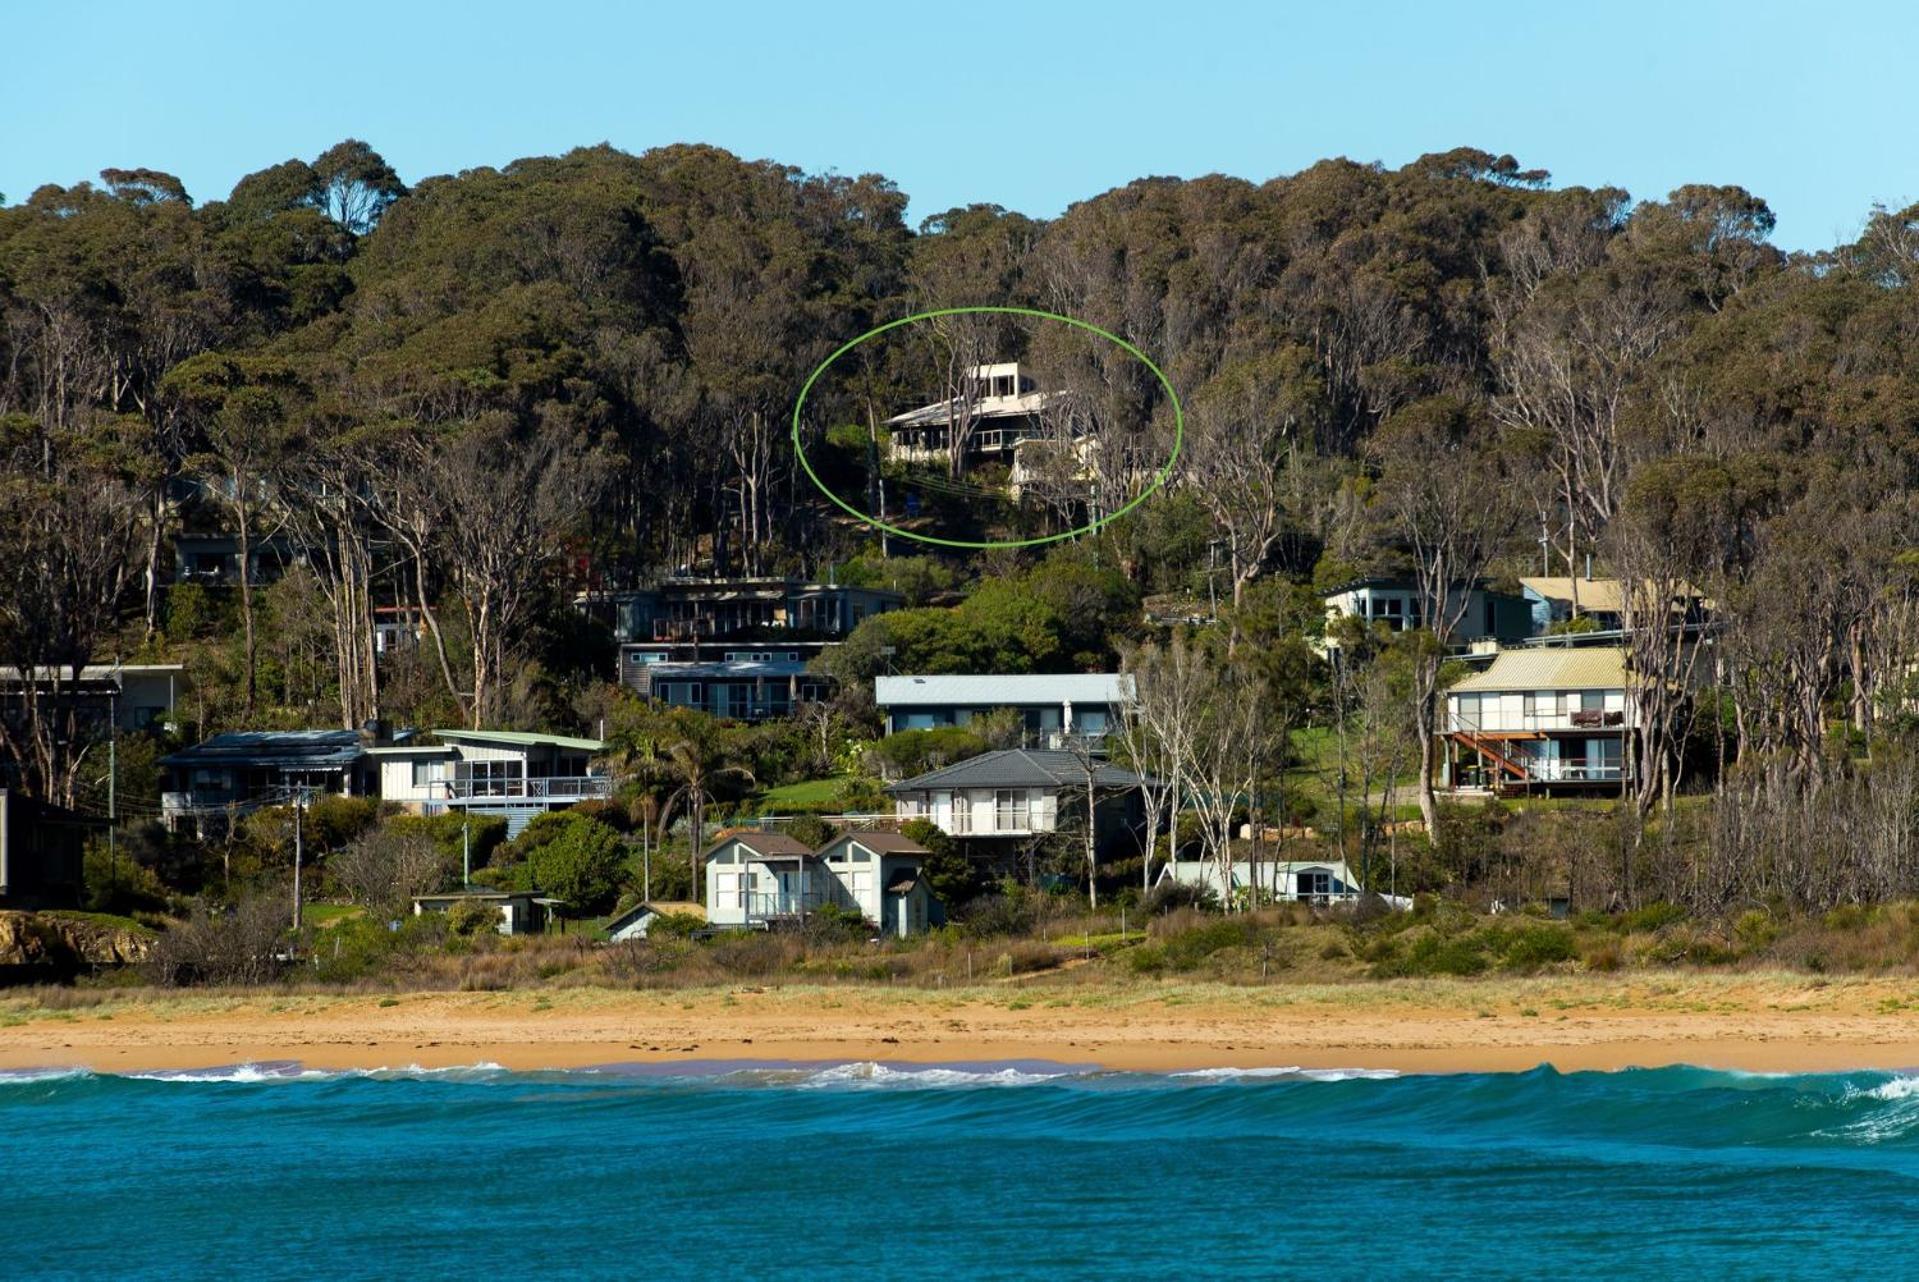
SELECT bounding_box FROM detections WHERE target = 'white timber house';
[1441,647,1637,793]
[704,829,935,937]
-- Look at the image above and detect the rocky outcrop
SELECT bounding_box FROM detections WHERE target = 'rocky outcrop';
[0,910,155,977]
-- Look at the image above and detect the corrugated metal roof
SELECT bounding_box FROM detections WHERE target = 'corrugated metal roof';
[1519,577,1625,613]
[875,673,1132,707]
[160,730,365,770]
[435,729,605,751]
[886,748,1148,793]
[1450,648,1630,692]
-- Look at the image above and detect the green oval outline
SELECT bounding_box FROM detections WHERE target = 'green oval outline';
[790,305,1184,550]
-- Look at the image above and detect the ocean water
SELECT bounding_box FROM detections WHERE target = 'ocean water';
[8,1060,1919,1280]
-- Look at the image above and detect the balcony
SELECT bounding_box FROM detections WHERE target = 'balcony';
[1446,709,1631,735]
[431,775,612,804]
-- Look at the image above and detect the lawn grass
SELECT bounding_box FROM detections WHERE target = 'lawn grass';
[302,903,364,928]
[755,777,847,809]
[43,910,156,935]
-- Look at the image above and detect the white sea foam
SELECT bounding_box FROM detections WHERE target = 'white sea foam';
[0,1067,95,1085]
[792,1060,1076,1089]
[1860,1075,1919,1101]
[128,1062,322,1083]
[123,1060,514,1084]
[1170,1066,1400,1083]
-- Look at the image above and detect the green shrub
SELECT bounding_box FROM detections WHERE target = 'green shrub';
[304,795,381,849]
[1371,931,1490,978]
[1495,924,1576,971]
[1159,918,1259,971]
[783,814,836,849]
[1734,909,1780,950]
[872,727,987,779]
[1619,901,1688,933]
[445,899,503,937]
[1127,942,1168,974]
[510,812,627,915]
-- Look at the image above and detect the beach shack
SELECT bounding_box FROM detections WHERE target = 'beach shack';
[411,889,558,936]
[704,832,821,929]
[604,901,666,942]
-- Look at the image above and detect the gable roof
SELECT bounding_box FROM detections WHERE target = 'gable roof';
[705,830,811,859]
[1450,648,1630,693]
[827,830,928,856]
[434,729,604,752]
[886,748,1148,794]
[160,730,364,771]
[604,901,664,931]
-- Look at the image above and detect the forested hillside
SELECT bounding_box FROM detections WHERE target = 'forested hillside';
[5,138,1919,912]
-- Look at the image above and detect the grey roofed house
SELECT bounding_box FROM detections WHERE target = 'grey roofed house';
[884,748,1147,794]
[161,729,366,772]
[886,749,1153,853]
[158,729,371,833]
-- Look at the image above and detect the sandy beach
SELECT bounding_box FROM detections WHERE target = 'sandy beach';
[5,974,1919,1075]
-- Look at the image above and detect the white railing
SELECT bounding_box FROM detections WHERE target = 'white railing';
[1447,709,1630,735]
[432,775,612,803]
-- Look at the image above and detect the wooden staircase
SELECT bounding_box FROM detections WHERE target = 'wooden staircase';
[1451,730,1539,786]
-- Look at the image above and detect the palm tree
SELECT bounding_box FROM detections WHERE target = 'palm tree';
[658,723,755,905]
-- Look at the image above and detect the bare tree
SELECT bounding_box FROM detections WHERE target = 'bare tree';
[1120,634,1209,890]
[427,422,601,726]
[0,463,144,806]
[1184,348,1322,629]
[329,825,449,916]
[1372,397,1519,831]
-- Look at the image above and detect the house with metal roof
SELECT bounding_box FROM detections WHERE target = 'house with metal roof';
[1518,577,1712,637]
[399,729,610,837]
[1441,647,1638,794]
[0,662,187,735]
[886,748,1153,859]
[159,730,373,832]
[875,673,1133,748]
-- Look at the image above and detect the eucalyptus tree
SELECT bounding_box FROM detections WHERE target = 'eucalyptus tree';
[1371,395,1520,832]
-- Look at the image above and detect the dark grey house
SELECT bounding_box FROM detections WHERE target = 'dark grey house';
[0,790,95,909]
[159,729,373,832]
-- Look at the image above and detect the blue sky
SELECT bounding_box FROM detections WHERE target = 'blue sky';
[3,0,1909,250]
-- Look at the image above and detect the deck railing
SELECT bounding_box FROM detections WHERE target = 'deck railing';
[431,775,612,803]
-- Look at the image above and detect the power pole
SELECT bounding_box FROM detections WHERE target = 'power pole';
[107,688,118,899]
[292,791,305,933]
[462,817,472,888]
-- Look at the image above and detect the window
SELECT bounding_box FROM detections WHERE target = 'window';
[1580,691,1606,711]
[995,789,1031,830]
[411,761,436,787]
